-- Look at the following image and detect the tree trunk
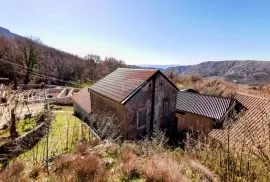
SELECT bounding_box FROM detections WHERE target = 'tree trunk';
[10,107,18,139]
[24,68,30,85]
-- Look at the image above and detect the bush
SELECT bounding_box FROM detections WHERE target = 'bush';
[73,155,107,182]
[0,161,25,182]
[52,153,107,182]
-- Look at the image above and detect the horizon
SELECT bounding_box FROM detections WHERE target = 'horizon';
[2,0,270,65]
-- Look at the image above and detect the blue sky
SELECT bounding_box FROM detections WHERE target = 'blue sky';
[1,0,270,65]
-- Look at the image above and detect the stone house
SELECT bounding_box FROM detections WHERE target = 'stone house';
[73,68,178,139]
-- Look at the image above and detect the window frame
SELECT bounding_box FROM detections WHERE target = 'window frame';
[137,108,147,129]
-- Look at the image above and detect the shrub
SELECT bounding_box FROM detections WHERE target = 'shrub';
[0,161,25,182]
[52,154,107,182]
[28,166,43,180]
[140,154,186,182]
[73,155,107,182]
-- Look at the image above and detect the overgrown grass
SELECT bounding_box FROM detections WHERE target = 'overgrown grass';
[0,117,38,145]
[18,111,92,165]
[17,118,37,134]
[67,81,93,88]
[57,105,74,112]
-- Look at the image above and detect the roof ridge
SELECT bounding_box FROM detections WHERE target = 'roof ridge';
[179,91,233,100]
[118,68,158,71]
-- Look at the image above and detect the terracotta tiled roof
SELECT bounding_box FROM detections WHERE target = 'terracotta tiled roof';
[71,87,91,113]
[89,68,158,103]
[209,92,270,153]
[176,91,233,120]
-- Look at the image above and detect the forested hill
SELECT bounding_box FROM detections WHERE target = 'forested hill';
[165,60,270,85]
[0,27,130,86]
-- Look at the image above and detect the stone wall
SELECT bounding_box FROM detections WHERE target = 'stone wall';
[0,122,50,163]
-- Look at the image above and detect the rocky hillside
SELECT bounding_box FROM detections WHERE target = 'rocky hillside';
[166,60,270,85]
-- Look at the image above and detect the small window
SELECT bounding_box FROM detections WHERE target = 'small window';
[138,109,147,128]
[163,101,169,116]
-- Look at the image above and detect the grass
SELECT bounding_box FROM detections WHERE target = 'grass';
[56,105,74,112]
[18,107,92,165]
[17,117,37,134]
[0,117,38,145]
[67,81,93,88]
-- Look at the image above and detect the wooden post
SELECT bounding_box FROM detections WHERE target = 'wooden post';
[10,106,18,139]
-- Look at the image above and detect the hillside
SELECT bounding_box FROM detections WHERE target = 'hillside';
[0,27,16,37]
[166,60,270,85]
[0,27,129,86]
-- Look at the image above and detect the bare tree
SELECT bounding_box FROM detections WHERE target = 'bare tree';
[18,37,42,85]
[84,54,101,84]
[0,36,12,59]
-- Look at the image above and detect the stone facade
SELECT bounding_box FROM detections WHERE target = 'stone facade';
[91,72,178,139]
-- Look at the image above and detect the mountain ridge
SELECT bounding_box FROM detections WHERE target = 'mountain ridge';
[165,60,270,85]
[0,26,17,37]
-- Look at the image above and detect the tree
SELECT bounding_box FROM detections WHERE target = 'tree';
[0,36,12,59]
[84,54,101,84]
[18,37,42,85]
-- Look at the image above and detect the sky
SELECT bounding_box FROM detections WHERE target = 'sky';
[1,0,270,65]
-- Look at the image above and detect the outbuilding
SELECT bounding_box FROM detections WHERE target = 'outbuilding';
[88,68,178,139]
[176,91,235,133]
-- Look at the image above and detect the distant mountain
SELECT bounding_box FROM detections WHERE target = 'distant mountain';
[165,60,270,85]
[135,65,164,71]
[165,65,191,73]
[0,27,17,37]
[137,64,180,70]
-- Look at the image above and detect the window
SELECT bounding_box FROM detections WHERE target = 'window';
[163,101,169,116]
[138,109,147,128]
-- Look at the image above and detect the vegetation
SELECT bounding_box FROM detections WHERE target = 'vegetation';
[165,73,270,98]
[18,107,93,165]
[0,35,132,87]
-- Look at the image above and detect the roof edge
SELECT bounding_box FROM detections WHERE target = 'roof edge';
[89,88,124,105]
[176,109,218,120]
[121,70,179,104]
[158,70,179,91]
[179,91,234,100]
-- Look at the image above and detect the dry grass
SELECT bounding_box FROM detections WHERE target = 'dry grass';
[3,130,267,181]
[0,161,25,182]
[141,154,187,182]
[52,153,107,182]
[75,140,101,154]
[176,74,270,98]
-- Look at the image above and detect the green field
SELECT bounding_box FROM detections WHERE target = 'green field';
[19,107,93,165]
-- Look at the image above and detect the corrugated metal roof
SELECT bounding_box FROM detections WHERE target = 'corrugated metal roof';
[209,92,270,154]
[176,91,233,120]
[89,68,158,103]
[71,87,91,113]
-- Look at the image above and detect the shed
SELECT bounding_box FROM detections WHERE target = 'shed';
[176,91,234,132]
[89,68,178,139]
[71,87,91,119]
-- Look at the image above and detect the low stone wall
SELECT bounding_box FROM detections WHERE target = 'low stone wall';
[19,84,61,89]
[0,122,50,163]
[48,97,73,105]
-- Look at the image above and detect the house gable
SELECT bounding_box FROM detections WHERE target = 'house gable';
[89,68,158,104]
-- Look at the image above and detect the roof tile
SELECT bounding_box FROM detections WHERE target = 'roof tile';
[71,87,91,113]
[176,91,233,120]
[89,68,158,103]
